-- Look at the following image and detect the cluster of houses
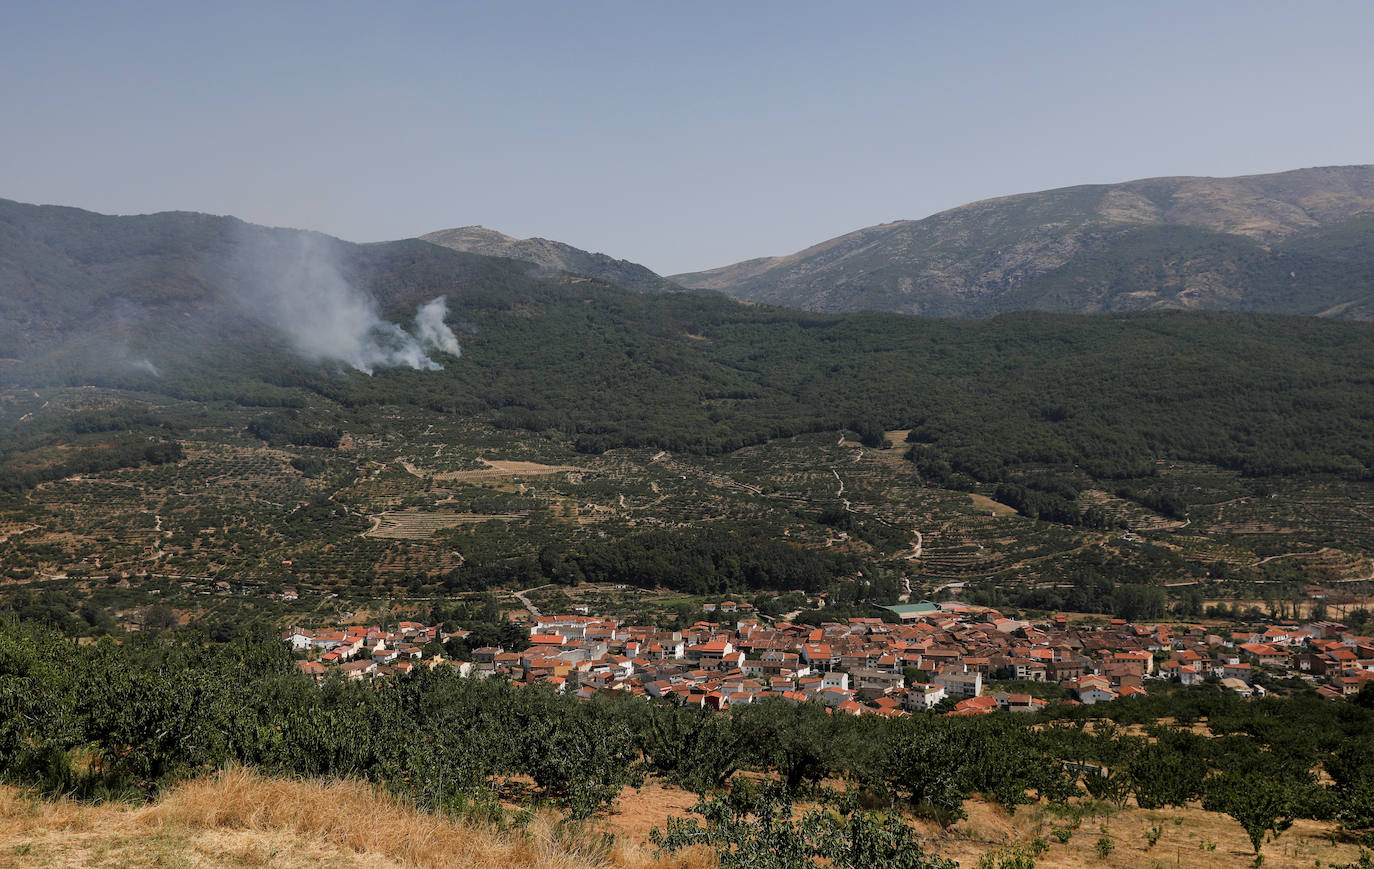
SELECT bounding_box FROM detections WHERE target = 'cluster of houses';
[282,601,1374,714]
[285,620,441,680]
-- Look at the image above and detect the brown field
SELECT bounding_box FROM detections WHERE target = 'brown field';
[969,493,1016,516]
[364,510,524,539]
[864,430,916,468]
[605,784,1367,869]
[432,459,584,483]
[923,798,1362,869]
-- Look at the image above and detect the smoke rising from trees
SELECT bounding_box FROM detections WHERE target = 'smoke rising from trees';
[232,229,461,374]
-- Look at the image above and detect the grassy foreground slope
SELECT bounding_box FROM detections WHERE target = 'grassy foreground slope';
[0,768,704,869]
[2,769,1369,869]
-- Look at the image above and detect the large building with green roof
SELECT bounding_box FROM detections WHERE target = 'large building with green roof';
[878,601,942,620]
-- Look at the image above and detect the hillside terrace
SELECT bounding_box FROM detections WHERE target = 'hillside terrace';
[283,607,1374,713]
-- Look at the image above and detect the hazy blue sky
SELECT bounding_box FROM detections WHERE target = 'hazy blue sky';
[3,1,1371,274]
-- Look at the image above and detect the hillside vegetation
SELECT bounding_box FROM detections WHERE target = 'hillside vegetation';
[4,196,1373,486]
[3,195,1374,868]
[5,768,1370,869]
[671,165,1374,318]
[3,198,1374,607]
[3,623,1374,868]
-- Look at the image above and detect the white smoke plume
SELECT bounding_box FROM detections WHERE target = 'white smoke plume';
[231,229,461,374]
[412,297,462,358]
[97,329,163,378]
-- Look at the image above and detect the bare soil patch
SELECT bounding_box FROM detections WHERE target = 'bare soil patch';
[604,780,1364,869]
[969,493,1016,516]
[606,783,700,842]
[364,510,523,539]
[432,459,583,483]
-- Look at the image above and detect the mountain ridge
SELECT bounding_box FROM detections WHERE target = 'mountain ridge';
[670,165,1374,318]
[2,196,1373,506]
[420,225,682,294]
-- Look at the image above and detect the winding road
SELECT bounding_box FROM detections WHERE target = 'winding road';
[832,464,922,560]
[512,585,549,619]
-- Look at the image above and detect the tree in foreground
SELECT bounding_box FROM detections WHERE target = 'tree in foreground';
[1202,771,1321,858]
[651,781,956,869]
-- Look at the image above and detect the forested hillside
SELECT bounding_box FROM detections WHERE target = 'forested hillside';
[4,197,1373,491]
[3,198,1374,610]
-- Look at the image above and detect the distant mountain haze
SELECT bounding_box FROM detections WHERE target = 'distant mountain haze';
[670,165,1374,319]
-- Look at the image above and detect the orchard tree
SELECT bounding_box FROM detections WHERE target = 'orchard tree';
[652,781,957,869]
[639,704,744,794]
[1203,772,1300,856]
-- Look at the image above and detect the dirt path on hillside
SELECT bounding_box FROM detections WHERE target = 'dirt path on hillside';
[512,586,549,619]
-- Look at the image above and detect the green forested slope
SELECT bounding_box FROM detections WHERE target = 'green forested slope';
[3,199,1373,491]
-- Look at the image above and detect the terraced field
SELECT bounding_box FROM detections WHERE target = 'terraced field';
[1079,489,1187,532]
[4,386,1374,620]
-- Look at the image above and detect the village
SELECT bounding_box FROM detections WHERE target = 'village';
[281,592,1374,715]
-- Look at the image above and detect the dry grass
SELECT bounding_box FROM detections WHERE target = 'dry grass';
[432,460,582,483]
[6,769,1364,869]
[916,798,1367,869]
[608,783,1368,869]
[969,493,1016,516]
[0,768,713,869]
